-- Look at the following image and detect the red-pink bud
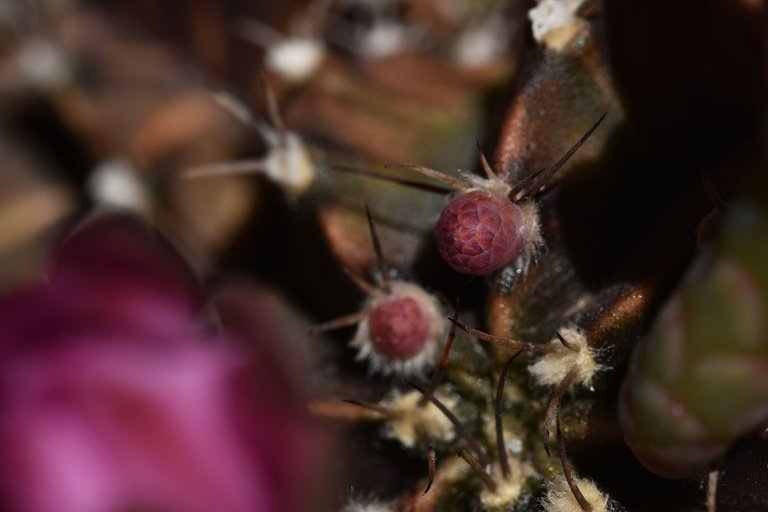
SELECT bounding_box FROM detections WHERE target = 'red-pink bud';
[368,296,429,359]
[434,190,525,275]
[351,282,445,376]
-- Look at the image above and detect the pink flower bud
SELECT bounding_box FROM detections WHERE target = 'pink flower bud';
[368,296,429,359]
[351,282,445,376]
[0,214,327,512]
[435,190,525,275]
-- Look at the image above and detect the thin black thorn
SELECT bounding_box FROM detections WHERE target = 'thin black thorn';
[182,159,268,178]
[209,89,266,134]
[215,87,277,145]
[509,167,546,201]
[364,204,390,293]
[557,416,593,511]
[308,312,366,336]
[556,331,580,352]
[495,350,525,478]
[332,165,452,194]
[419,298,460,408]
[425,445,437,495]
[258,72,287,134]
[415,429,437,495]
[477,142,497,179]
[520,112,607,200]
[707,460,720,512]
[449,319,555,354]
[542,368,579,456]
[458,449,497,492]
[407,379,489,466]
[341,399,400,419]
[340,265,377,295]
[449,318,533,353]
[386,162,473,191]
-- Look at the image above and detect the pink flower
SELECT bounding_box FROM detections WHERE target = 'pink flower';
[0,214,324,512]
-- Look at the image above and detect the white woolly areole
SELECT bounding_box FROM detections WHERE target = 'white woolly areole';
[517,200,543,270]
[357,21,410,59]
[479,460,536,510]
[383,390,456,448]
[263,132,316,195]
[342,500,393,512]
[351,281,446,376]
[528,0,587,51]
[528,327,599,387]
[453,17,509,66]
[17,37,71,90]
[464,173,513,197]
[265,38,325,83]
[88,158,150,214]
[542,476,609,512]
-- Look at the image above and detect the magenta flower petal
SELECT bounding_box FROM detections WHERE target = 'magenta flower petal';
[0,213,326,512]
[0,213,205,355]
[1,340,273,512]
[52,213,206,317]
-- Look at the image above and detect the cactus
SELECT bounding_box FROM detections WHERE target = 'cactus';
[0,0,766,511]
[620,190,768,478]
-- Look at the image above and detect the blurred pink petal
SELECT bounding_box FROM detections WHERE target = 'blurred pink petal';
[0,213,325,512]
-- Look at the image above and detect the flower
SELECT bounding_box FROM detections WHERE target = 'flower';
[0,213,325,512]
